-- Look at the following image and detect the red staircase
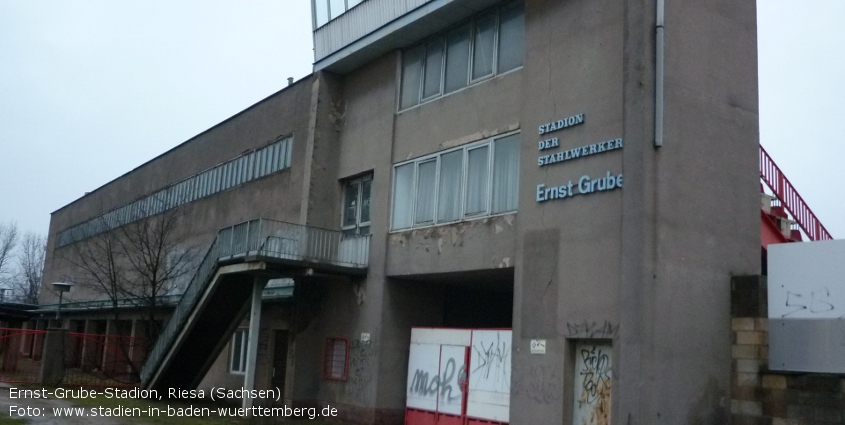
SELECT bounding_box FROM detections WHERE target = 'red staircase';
[759,145,833,242]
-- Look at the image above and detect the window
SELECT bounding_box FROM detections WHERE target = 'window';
[314,0,365,28]
[399,1,524,110]
[56,136,293,248]
[230,329,248,374]
[323,337,349,380]
[342,175,372,235]
[391,132,520,230]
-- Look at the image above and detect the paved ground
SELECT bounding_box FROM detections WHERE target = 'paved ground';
[0,384,122,424]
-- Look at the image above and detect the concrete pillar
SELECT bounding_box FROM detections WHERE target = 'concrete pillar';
[39,328,66,386]
[243,277,266,410]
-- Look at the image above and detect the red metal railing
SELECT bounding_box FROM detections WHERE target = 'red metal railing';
[759,145,833,241]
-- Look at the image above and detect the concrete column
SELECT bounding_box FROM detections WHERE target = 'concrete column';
[38,328,67,386]
[243,277,266,410]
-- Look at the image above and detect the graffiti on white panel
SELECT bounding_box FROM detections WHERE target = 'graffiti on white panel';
[768,240,845,319]
[470,331,511,392]
[572,343,611,425]
[781,287,836,318]
[408,347,467,414]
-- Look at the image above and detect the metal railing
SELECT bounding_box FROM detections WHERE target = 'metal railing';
[139,235,219,385]
[139,219,369,386]
[35,295,183,313]
[760,145,833,241]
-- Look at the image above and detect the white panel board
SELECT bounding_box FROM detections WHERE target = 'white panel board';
[437,345,467,415]
[769,240,845,319]
[406,342,440,411]
[572,342,612,425]
[769,318,845,373]
[467,330,511,422]
[411,328,472,346]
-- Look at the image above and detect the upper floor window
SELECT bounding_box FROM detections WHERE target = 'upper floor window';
[399,1,524,111]
[342,174,372,235]
[391,132,520,230]
[314,0,365,28]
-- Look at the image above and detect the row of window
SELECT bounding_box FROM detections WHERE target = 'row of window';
[391,132,520,230]
[314,0,364,28]
[56,137,294,248]
[399,1,524,111]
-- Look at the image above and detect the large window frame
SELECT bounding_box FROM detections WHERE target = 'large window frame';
[390,131,521,231]
[398,1,524,111]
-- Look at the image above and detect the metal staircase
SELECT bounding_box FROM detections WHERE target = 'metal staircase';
[139,219,370,391]
[759,145,833,241]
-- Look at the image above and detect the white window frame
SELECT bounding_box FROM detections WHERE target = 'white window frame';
[398,1,522,112]
[390,131,520,231]
[229,328,248,374]
[314,0,366,29]
[341,174,373,235]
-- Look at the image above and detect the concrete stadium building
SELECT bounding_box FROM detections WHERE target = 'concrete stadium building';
[36,0,762,423]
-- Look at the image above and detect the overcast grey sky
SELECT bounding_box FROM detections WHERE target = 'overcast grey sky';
[1,1,843,240]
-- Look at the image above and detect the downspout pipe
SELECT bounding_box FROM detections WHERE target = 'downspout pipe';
[655,0,665,147]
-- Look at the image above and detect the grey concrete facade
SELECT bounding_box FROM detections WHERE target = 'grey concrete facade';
[39,0,760,423]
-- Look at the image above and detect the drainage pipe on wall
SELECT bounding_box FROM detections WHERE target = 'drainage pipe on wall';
[655,0,665,147]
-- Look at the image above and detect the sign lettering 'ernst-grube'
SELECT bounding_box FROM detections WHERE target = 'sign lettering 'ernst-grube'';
[535,113,624,203]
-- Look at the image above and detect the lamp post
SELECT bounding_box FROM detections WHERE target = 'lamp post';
[50,282,74,323]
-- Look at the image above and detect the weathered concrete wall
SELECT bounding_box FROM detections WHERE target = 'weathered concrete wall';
[42,77,316,304]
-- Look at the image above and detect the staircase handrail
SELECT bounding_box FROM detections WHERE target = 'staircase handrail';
[759,145,833,241]
[139,218,370,387]
[139,235,220,384]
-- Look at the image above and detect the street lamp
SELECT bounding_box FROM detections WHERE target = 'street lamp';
[50,282,74,322]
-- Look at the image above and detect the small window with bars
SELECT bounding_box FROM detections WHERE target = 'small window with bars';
[323,337,349,380]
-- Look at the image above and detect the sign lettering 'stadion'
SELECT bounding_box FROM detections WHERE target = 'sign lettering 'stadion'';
[538,114,585,135]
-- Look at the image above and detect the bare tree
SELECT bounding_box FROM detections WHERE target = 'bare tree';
[11,233,46,304]
[0,221,19,290]
[118,207,196,343]
[57,204,197,381]
[60,217,132,314]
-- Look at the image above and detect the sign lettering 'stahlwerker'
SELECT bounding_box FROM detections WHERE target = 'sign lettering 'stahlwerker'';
[538,138,623,167]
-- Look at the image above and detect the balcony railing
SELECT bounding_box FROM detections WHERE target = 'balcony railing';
[140,219,369,387]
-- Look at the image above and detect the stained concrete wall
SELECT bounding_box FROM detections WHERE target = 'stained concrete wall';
[41,76,316,304]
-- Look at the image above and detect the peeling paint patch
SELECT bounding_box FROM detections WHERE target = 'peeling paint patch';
[498,257,510,268]
[495,224,503,234]
[438,124,521,150]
